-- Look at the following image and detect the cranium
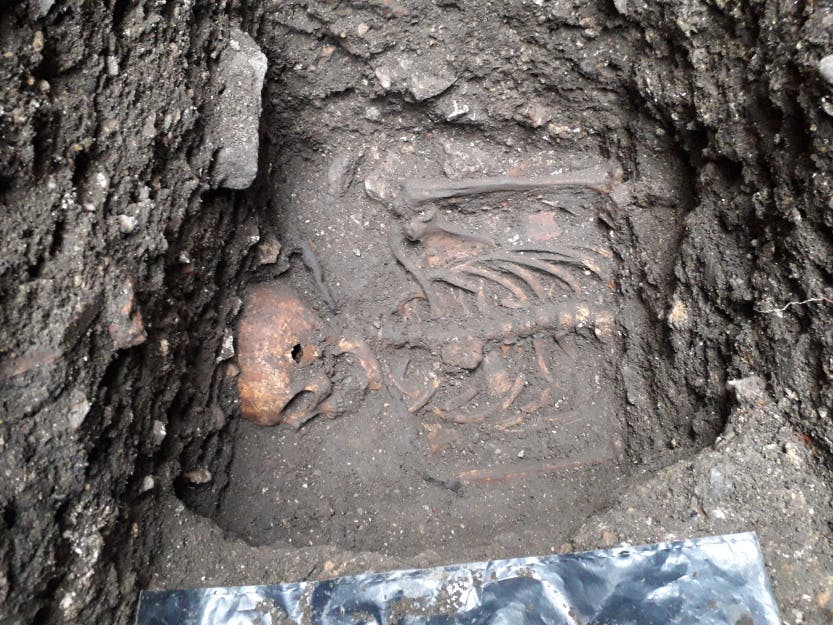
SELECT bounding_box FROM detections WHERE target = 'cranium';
[236,283,381,429]
[236,283,333,428]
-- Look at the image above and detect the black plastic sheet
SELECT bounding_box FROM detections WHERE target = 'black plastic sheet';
[136,532,781,625]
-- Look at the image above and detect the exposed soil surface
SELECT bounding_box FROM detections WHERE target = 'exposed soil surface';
[2,1,833,624]
[198,0,693,561]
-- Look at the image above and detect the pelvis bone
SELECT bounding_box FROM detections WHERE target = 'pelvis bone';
[236,283,379,428]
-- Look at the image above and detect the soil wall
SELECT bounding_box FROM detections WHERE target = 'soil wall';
[0,2,257,622]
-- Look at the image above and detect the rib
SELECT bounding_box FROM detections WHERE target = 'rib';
[428,270,480,293]
[408,378,440,413]
[521,388,552,413]
[435,409,490,425]
[482,253,582,293]
[532,337,554,383]
[495,415,524,431]
[459,265,528,302]
[438,387,479,412]
[389,232,442,316]
[500,374,526,411]
[494,262,547,299]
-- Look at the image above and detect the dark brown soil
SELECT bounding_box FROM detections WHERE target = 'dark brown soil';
[2,1,833,624]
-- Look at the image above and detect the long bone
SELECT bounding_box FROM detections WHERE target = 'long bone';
[457,456,610,484]
[402,160,623,207]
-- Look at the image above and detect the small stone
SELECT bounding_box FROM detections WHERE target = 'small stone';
[327,150,363,197]
[28,0,54,18]
[726,375,766,405]
[216,327,235,362]
[517,449,525,459]
[257,235,281,265]
[356,22,369,37]
[32,31,44,52]
[117,214,137,234]
[558,542,573,554]
[445,101,470,121]
[819,55,833,87]
[66,390,90,431]
[211,404,227,429]
[140,476,155,493]
[526,102,552,128]
[152,420,166,445]
[373,54,456,101]
[101,118,119,135]
[206,26,268,190]
[106,55,119,77]
[108,281,146,349]
[613,0,628,15]
[601,530,618,547]
[364,106,381,121]
[182,468,212,484]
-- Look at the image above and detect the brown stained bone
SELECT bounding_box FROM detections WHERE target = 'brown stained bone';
[389,231,442,316]
[495,414,524,431]
[296,241,339,314]
[496,263,547,299]
[428,271,481,294]
[408,377,440,413]
[237,283,335,428]
[458,265,529,305]
[479,253,582,293]
[521,388,552,413]
[440,336,484,370]
[0,347,63,379]
[387,364,440,413]
[402,160,623,207]
[500,374,526,411]
[513,247,604,279]
[457,456,610,484]
[532,336,554,383]
[327,336,382,390]
[423,423,459,454]
[404,213,495,246]
[108,281,147,349]
[381,304,614,349]
[437,387,479,412]
[434,407,490,425]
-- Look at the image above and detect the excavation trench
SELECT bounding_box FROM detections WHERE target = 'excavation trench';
[3,2,833,624]
[178,7,714,563]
